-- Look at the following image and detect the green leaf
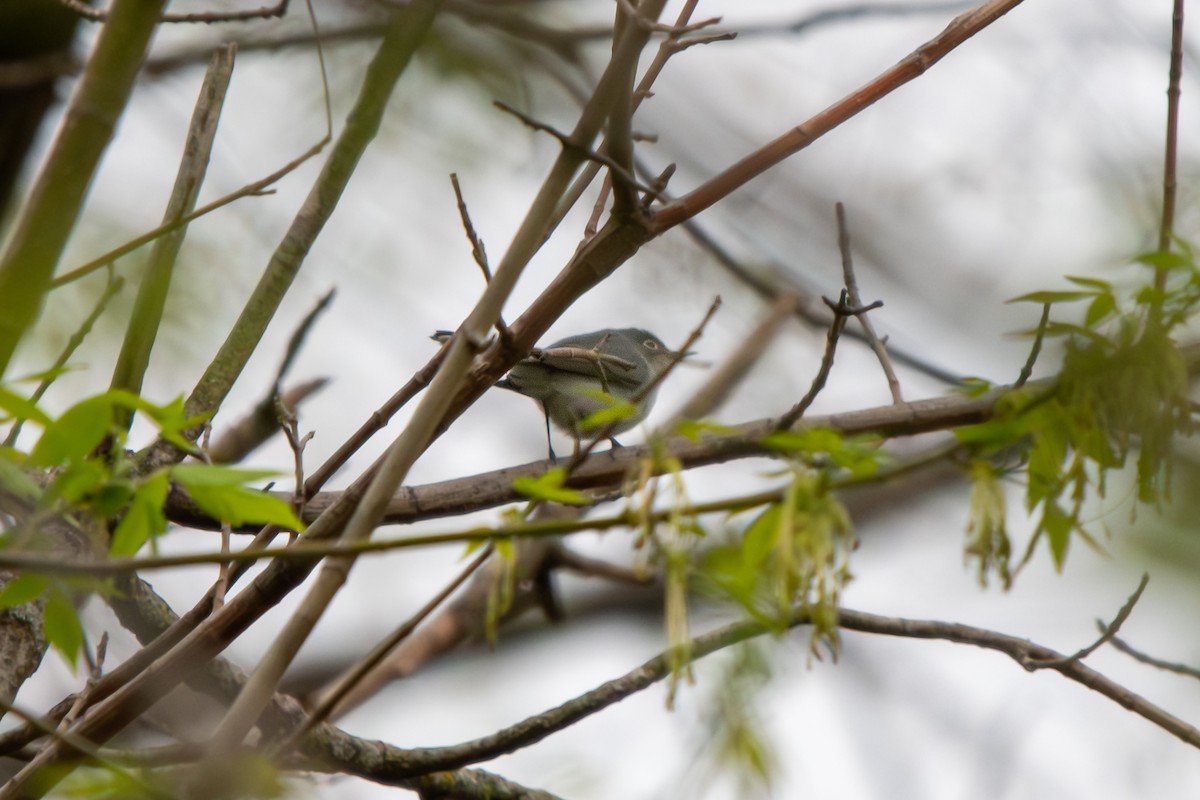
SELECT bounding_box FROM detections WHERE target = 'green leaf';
[92,476,137,518]
[1041,503,1073,571]
[110,472,170,556]
[761,429,838,454]
[1065,275,1113,291]
[579,395,636,431]
[953,377,993,397]
[0,454,41,504]
[674,420,736,442]
[1007,290,1095,305]
[1042,321,1110,343]
[182,484,303,529]
[0,386,52,427]
[1133,250,1193,272]
[742,505,781,568]
[170,464,280,487]
[954,418,1027,448]
[45,460,109,506]
[1135,285,1165,306]
[0,574,47,608]
[44,591,84,668]
[1084,292,1117,327]
[29,395,114,467]
[108,391,205,452]
[512,469,590,506]
[171,464,302,529]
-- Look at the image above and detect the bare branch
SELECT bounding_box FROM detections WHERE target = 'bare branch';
[1025,574,1149,668]
[56,0,290,24]
[334,605,1200,781]
[1014,302,1052,388]
[493,100,659,200]
[1108,633,1200,682]
[650,0,1030,231]
[1157,0,1185,257]
[666,292,800,425]
[276,544,495,751]
[776,291,851,430]
[835,202,903,402]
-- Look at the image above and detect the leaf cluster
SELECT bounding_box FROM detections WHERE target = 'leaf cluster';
[0,387,303,665]
[960,250,1199,581]
[698,432,874,655]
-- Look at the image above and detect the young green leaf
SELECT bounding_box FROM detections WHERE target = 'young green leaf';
[44,590,84,668]
[0,574,48,608]
[171,464,302,529]
[1064,275,1113,291]
[674,420,736,442]
[1134,250,1193,272]
[45,460,109,507]
[512,469,590,506]
[1084,292,1117,327]
[110,472,170,556]
[0,454,41,505]
[29,395,115,467]
[1007,290,1096,305]
[579,394,637,431]
[0,386,52,427]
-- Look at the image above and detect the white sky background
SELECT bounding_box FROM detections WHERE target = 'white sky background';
[9,0,1200,797]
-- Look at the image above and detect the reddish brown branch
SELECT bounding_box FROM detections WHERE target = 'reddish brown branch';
[649,0,1029,232]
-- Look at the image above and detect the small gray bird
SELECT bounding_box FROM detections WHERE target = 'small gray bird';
[433,328,686,460]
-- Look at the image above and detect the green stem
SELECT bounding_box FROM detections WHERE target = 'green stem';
[0,0,167,377]
[110,46,235,431]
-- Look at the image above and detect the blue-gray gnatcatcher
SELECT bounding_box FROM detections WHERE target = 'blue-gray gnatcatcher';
[433,328,686,460]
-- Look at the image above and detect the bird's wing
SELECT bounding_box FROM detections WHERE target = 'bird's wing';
[525,346,642,388]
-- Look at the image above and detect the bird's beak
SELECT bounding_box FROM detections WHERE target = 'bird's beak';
[676,350,711,368]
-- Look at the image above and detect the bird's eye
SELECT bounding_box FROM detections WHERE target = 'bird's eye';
[643,339,659,350]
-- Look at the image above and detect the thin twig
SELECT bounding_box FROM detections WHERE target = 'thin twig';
[614,0,720,35]
[1026,574,1149,668]
[110,44,237,434]
[345,605,1200,780]
[666,293,800,425]
[650,0,1031,231]
[1014,302,1051,388]
[205,378,329,465]
[3,268,124,448]
[731,1,974,37]
[0,442,986,576]
[50,140,327,288]
[551,547,656,585]
[1108,633,1200,681]
[627,145,961,387]
[493,100,658,200]
[835,202,902,402]
[0,695,163,798]
[274,289,336,397]
[270,544,495,755]
[60,634,109,730]
[280,402,314,533]
[154,369,1075,536]
[450,174,492,282]
[450,173,508,336]
[1157,0,1185,267]
[558,0,709,244]
[55,4,333,291]
[776,292,853,430]
[192,0,454,765]
[57,0,290,24]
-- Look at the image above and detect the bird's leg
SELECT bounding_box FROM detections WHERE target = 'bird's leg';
[542,404,557,463]
[608,437,623,449]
